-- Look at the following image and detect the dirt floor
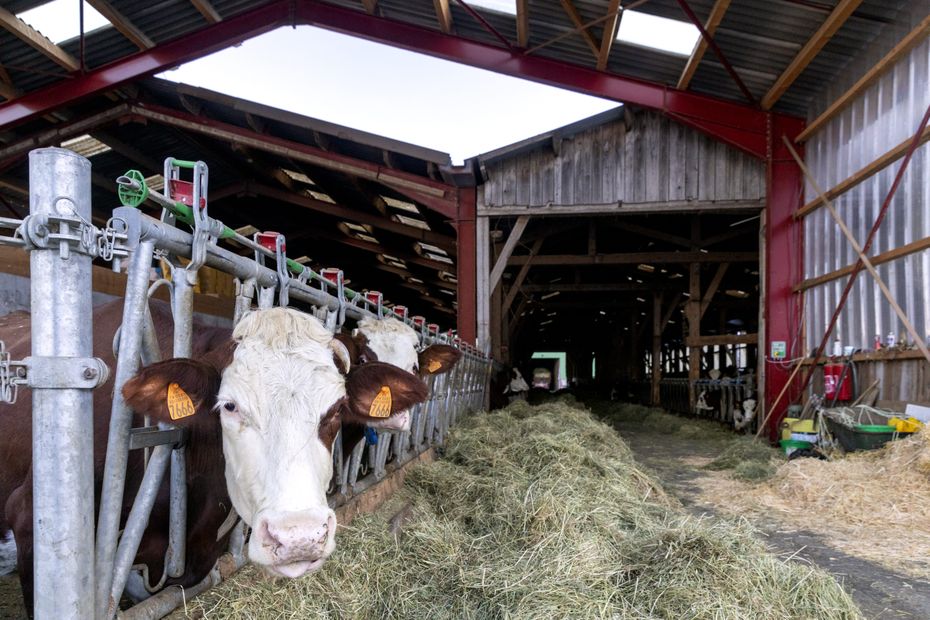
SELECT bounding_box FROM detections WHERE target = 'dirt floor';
[621,426,930,619]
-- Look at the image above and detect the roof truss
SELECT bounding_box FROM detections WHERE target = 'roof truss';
[0,5,79,72]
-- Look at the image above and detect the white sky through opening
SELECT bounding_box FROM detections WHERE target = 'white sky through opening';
[617,10,700,57]
[159,26,619,164]
[18,0,110,44]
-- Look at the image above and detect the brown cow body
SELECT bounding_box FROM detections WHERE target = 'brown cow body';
[0,300,234,613]
[0,298,460,615]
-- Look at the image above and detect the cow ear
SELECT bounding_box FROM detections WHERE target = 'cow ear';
[122,358,222,426]
[418,344,462,376]
[344,362,427,431]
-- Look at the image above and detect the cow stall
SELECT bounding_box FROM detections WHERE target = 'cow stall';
[0,148,491,618]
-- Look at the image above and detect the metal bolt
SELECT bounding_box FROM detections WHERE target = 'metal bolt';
[83,367,98,380]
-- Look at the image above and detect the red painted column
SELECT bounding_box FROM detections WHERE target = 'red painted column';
[764,113,806,440]
[456,187,477,345]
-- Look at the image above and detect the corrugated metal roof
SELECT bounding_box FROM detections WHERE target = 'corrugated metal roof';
[0,0,920,124]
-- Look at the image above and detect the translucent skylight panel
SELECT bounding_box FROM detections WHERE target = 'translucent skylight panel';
[17,0,110,44]
[60,134,111,158]
[382,195,419,213]
[282,169,315,185]
[394,213,430,230]
[616,10,700,57]
[307,190,335,203]
[467,0,516,15]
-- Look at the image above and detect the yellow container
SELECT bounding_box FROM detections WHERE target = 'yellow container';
[781,417,819,440]
[889,417,923,433]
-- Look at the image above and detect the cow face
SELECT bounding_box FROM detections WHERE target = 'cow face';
[123,308,428,578]
[355,317,463,431]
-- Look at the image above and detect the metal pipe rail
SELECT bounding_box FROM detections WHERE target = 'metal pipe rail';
[9,151,491,619]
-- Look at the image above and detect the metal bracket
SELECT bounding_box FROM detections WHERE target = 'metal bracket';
[129,426,188,451]
[23,356,110,389]
[0,341,27,404]
[18,212,129,265]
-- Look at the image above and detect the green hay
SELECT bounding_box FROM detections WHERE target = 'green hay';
[175,401,861,620]
[732,460,777,482]
[706,437,778,475]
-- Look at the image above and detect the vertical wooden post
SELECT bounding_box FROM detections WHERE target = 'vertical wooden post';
[687,262,701,412]
[651,291,663,406]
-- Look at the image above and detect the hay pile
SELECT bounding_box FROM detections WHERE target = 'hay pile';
[705,437,779,482]
[593,401,731,440]
[725,427,930,579]
[177,401,861,619]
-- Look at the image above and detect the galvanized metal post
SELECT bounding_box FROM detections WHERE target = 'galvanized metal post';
[95,237,154,619]
[29,148,96,619]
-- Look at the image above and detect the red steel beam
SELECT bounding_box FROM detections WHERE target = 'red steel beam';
[0,1,291,130]
[763,113,806,440]
[0,0,788,159]
[129,102,459,217]
[295,0,775,158]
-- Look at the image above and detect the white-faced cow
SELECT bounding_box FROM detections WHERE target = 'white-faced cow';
[335,316,461,441]
[0,299,431,612]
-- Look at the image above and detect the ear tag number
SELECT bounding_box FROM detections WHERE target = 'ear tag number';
[369,386,392,418]
[428,360,442,373]
[167,383,196,420]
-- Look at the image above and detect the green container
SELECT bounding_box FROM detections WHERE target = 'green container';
[779,439,813,455]
[825,418,914,452]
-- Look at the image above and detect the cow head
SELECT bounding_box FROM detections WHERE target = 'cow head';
[123,307,428,578]
[353,317,462,430]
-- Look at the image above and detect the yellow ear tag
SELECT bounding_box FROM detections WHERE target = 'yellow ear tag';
[368,386,392,418]
[428,360,442,373]
[167,383,196,420]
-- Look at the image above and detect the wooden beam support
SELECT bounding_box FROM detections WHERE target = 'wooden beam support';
[521,282,682,293]
[761,0,864,110]
[190,0,223,23]
[699,262,729,319]
[489,215,530,292]
[361,0,378,15]
[479,198,764,216]
[796,124,930,219]
[687,333,758,347]
[503,237,543,314]
[687,262,701,410]
[433,0,453,34]
[86,0,154,49]
[0,6,80,72]
[661,293,683,330]
[677,0,731,89]
[595,0,622,71]
[516,0,530,48]
[508,251,756,266]
[797,14,930,142]
[796,235,930,292]
[651,291,663,406]
[558,0,601,59]
[90,130,162,173]
[609,220,693,248]
[248,183,456,251]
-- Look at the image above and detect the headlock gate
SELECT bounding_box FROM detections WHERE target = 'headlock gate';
[0,148,491,619]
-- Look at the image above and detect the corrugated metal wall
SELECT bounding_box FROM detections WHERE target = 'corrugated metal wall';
[803,4,930,352]
[480,109,765,208]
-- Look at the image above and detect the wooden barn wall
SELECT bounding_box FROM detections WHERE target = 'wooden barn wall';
[480,110,765,209]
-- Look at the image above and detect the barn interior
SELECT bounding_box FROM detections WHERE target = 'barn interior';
[0,0,929,616]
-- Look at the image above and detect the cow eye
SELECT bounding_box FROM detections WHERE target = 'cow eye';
[222,401,237,413]
[413,364,420,374]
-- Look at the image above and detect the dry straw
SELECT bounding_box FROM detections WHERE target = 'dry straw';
[723,427,930,579]
[175,401,860,619]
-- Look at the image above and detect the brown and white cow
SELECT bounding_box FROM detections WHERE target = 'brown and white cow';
[0,299,429,611]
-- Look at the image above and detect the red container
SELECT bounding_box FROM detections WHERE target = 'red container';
[321,268,341,284]
[256,231,284,252]
[824,363,852,401]
[428,323,439,334]
[365,291,382,305]
[393,305,408,319]
[169,179,206,208]
[412,316,425,328]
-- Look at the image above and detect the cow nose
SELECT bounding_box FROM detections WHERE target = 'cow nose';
[252,509,337,574]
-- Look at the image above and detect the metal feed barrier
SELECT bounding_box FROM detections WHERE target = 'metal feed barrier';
[0,149,492,619]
